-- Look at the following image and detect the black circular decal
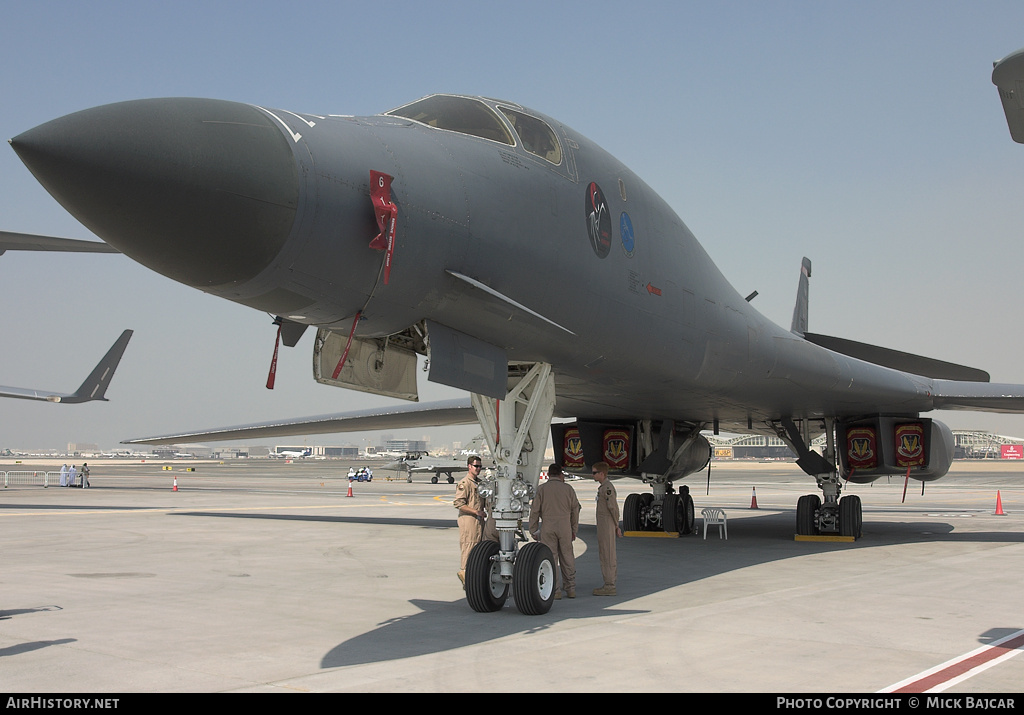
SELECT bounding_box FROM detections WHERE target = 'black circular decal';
[585,182,611,258]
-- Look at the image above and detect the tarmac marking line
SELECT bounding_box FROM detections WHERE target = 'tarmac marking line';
[879,628,1024,693]
[0,501,445,518]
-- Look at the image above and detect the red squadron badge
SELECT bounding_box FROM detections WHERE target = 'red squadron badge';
[895,423,926,468]
[603,428,630,470]
[563,427,584,468]
[845,426,878,470]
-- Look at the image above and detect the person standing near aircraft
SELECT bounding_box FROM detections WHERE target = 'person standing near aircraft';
[81,463,90,488]
[68,464,77,488]
[454,456,487,585]
[590,461,621,596]
[528,464,581,599]
[60,463,68,487]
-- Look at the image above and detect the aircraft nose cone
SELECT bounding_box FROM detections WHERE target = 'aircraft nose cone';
[10,98,298,288]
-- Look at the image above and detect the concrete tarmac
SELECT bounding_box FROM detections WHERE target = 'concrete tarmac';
[1,458,1022,693]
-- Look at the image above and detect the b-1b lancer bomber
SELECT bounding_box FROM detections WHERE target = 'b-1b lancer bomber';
[9,93,1024,615]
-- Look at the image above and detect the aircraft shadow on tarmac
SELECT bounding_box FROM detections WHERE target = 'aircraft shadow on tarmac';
[0,639,76,658]
[0,605,62,621]
[172,509,1024,668]
[0,606,74,659]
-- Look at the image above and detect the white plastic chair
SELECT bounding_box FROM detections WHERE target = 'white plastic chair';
[701,507,728,539]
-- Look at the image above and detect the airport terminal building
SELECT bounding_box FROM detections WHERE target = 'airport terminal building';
[708,430,1024,460]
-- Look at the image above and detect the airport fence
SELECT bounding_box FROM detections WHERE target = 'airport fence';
[3,471,66,487]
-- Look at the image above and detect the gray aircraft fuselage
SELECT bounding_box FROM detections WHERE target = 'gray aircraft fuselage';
[10,96,954,433]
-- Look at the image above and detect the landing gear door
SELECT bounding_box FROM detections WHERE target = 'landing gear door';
[313,328,419,401]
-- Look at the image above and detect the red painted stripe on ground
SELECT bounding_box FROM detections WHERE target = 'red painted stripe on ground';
[885,630,1024,693]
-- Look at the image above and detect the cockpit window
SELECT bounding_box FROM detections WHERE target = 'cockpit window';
[386,95,514,145]
[499,107,562,165]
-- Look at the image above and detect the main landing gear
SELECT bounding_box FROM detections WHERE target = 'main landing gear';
[795,472,862,538]
[777,417,862,539]
[623,484,696,535]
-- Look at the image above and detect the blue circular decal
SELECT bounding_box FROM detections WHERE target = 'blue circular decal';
[620,212,635,257]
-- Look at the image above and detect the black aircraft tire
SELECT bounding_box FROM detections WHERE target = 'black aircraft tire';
[839,495,862,539]
[663,493,680,532]
[681,492,695,535]
[796,494,820,536]
[513,542,555,615]
[447,476,455,484]
[431,475,438,484]
[623,493,642,532]
[466,540,508,612]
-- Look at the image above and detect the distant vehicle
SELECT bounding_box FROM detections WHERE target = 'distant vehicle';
[349,467,373,482]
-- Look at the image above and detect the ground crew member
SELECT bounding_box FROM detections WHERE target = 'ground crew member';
[591,461,622,596]
[454,455,488,585]
[528,463,581,599]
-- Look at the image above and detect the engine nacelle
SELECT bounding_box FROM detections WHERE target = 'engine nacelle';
[838,416,953,483]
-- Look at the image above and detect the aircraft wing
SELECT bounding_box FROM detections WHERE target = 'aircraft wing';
[802,333,990,382]
[930,381,1024,413]
[0,230,120,255]
[0,329,133,403]
[409,461,469,474]
[123,398,477,445]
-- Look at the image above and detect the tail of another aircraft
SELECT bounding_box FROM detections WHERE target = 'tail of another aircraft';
[68,329,134,403]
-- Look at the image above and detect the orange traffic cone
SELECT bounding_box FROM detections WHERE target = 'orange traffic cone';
[750,486,758,509]
[172,477,178,492]
[995,490,1005,515]
[347,480,353,498]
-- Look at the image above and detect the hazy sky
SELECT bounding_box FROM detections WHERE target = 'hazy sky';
[2,1,1024,451]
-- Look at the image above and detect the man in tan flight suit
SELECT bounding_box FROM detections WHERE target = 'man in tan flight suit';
[454,456,487,585]
[528,463,581,599]
[591,461,622,596]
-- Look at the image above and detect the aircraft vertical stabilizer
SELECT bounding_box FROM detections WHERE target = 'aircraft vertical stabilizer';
[993,47,1024,143]
[790,257,811,336]
[0,329,133,403]
[70,329,133,402]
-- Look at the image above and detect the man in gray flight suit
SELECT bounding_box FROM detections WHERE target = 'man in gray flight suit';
[591,461,622,596]
[528,463,581,599]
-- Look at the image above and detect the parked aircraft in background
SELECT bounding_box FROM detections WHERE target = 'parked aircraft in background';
[9,87,1024,615]
[0,329,132,404]
[270,447,312,459]
[382,451,468,484]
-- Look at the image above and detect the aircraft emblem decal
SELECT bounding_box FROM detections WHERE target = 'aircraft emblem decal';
[895,423,926,467]
[603,428,630,469]
[585,182,611,258]
[845,426,877,469]
[563,426,584,468]
[620,212,635,257]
